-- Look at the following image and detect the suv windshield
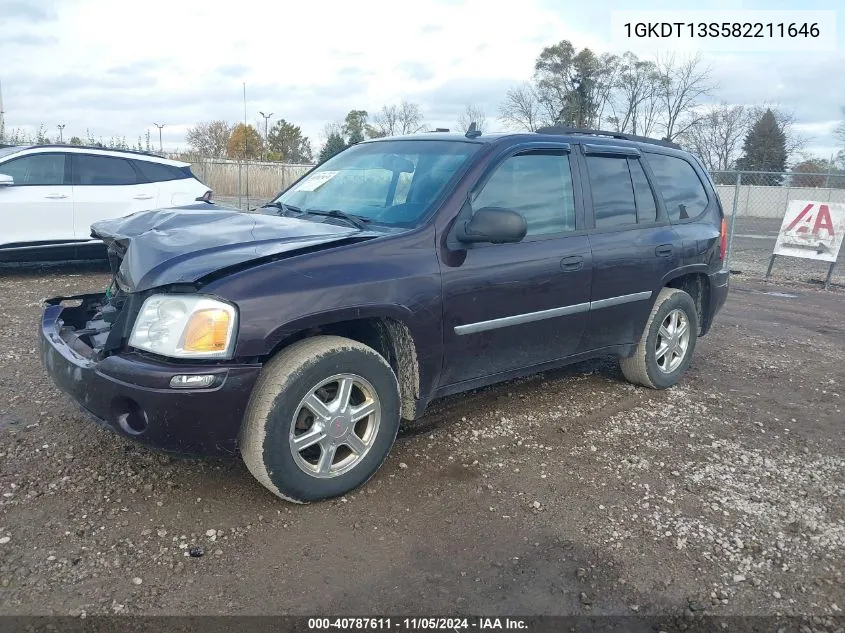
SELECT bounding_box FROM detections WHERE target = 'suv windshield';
[271,140,480,228]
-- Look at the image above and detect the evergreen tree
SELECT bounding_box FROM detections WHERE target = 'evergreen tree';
[736,109,787,185]
[342,110,369,145]
[267,119,313,163]
[318,133,347,164]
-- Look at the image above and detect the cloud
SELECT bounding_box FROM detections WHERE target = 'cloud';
[0,33,58,47]
[0,0,56,22]
[216,64,249,79]
[1,0,842,157]
[397,62,435,82]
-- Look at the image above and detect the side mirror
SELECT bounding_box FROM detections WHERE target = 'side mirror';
[0,174,14,187]
[456,207,527,244]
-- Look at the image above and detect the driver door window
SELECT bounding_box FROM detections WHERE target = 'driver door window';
[473,151,576,237]
[0,153,66,185]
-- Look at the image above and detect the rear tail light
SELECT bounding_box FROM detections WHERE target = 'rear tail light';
[719,218,728,261]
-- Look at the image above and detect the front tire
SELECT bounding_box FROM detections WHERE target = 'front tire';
[620,287,698,389]
[240,335,401,502]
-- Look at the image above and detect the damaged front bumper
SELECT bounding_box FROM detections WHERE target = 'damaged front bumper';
[40,294,261,456]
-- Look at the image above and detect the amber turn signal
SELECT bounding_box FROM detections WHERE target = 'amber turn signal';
[181,309,231,353]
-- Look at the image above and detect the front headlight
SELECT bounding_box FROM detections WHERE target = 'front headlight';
[129,294,238,359]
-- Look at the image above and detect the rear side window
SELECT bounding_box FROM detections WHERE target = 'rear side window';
[629,160,658,223]
[134,160,188,183]
[473,151,576,236]
[646,153,709,222]
[0,153,66,185]
[73,155,139,185]
[586,156,637,228]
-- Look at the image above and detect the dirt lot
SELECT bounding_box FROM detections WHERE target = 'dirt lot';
[0,265,843,623]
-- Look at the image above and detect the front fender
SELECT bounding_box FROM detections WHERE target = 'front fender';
[260,303,418,356]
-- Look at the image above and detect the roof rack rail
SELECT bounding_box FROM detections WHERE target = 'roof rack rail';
[535,126,681,150]
[32,144,169,158]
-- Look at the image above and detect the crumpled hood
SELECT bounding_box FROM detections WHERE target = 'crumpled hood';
[91,205,366,293]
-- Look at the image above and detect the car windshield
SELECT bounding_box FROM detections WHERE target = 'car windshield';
[271,140,480,228]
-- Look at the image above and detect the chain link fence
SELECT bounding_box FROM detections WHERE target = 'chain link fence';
[187,160,844,289]
[713,170,845,289]
[187,159,313,211]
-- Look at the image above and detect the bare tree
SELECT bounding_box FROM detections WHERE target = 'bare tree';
[372,105,400,137]
[456,105,487,134]
[592,52,621,129]
[185,120,232,158]
[606,52,661,136]
[680,104,751,171]
[372,100,426,136]
[398,100,425,134]
[836,107,845,144]
[321,121,344,143]
[654,53,716,141]
[498,83,546,131]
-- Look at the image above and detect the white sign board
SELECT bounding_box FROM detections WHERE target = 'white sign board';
[773,200,845,263]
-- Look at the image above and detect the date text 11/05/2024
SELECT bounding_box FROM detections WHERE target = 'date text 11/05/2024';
[307,617,529,630]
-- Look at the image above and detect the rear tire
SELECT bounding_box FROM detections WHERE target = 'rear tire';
[240,335,401,502]
[620,287,698,389]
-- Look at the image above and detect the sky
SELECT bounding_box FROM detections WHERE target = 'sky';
[1,0,843,159]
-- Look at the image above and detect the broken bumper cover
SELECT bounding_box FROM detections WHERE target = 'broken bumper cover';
[40,302,261,456]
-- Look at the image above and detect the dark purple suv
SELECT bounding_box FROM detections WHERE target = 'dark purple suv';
[40,127,729,502]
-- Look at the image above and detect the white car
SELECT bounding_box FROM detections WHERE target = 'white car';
[0,145,213,261]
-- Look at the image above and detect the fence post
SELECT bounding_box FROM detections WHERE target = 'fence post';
[237,161,242,210]
[724,171,742,269]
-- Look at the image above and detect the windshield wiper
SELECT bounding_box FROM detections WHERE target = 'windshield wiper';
[259,201,302,215]
[304,209,371,230]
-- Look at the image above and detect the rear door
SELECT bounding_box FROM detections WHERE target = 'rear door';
[133,159,208,207]
[643,151,721,271]
[71,153,159,238]
[439,145,593,386]
[577,144,679,351]
[0,152,74,246]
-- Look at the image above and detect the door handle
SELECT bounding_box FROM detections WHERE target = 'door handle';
[655,244,674,257]
[132,194,154,200]
[45,193,68,199]
[560,255,584,272]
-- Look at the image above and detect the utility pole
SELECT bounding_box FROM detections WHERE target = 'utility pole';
[243,82,250,209]
[258,111,273,160]
[153,123,165,153]
[57,124,65,143]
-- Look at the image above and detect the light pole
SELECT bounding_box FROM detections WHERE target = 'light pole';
[153,123,165,153]
[259,111,273,160]
[56,124,65,143]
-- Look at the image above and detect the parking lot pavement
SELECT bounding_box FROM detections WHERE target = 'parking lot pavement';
[0,267,843,620]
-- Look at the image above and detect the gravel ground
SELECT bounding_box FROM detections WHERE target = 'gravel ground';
[727,217,844,288]
[0,264,843,624]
